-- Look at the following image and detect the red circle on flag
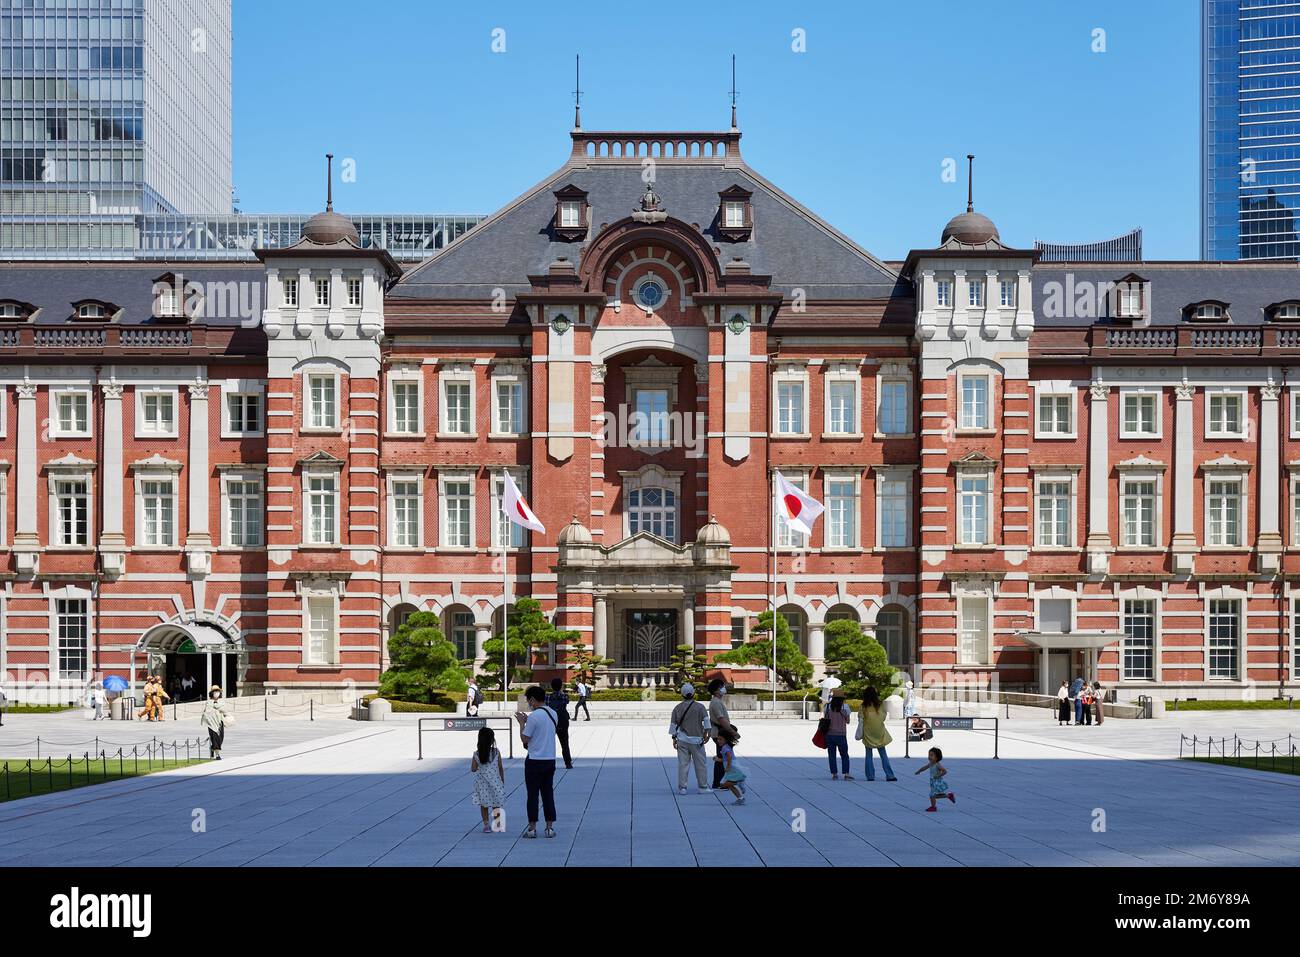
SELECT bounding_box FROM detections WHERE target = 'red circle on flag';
[784,494,803,518]
[515,501,529,520]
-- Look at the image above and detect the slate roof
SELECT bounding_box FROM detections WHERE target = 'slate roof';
[1031,261,1300,326]
[0,261,266,325]
[392,145,902,302]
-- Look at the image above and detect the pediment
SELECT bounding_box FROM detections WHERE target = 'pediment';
[601,531,692,565]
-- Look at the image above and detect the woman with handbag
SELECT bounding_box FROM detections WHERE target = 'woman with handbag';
[201,685,232,760]
[821,694,852,780]
[856,686,897,782]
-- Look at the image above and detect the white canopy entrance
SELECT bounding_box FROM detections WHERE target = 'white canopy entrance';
[133,619,243,701]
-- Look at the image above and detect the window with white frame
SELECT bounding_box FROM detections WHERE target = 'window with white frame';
[723,200,745,228]
[1208,599,1240,679]
[1293,474,1300,546]
[225,391,262,435]
[441,375,473,435]
[877,473,910,548]
[935,279,952,308]
[826,377,858,435]
[628,486,677,542]
[56,598,88,679]
[875,607,908,664]
[440,476,473,548]
[224,474,263,547]
[632,387,671,446]
[282,276,298,306]
[825,474,858,548]
[53,389,90,437]
[1121,391,1160,438]
[1294,597,1300,673]
[306,596,336,664]
[448,610,476,660]
[347,277,362,308]
[54,478,90,546]
[1206,477,1243,546]
[139,478,175,546]
[137,388,176,436]
[390,477,422,548]
[1117,284,1143,318]
[1206,390,1246,438]
[968,279,983,308]
[306,374,338,430]
[958,374,990,430]
[305,473,338,545]
[1292,390,1300,438]
[492,473,526,548]
[1121,478,1158,546]
[999,278,1016,308]
[878,378,909,435]
[314,277,330,307]
[391,378,421,434]
[776,473,808,548]
[957,472,990,545]
[775,378,806,435]
[559,200,582,228]
[1122,598,1156,680]
[1036,392,1073,436]
[1035,477,1072,547]
[493,372,526,435]
[957,594,990,665]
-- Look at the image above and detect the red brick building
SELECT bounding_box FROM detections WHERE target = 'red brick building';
[2,125,1298,703]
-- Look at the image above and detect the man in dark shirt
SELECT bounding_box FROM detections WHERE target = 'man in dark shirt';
[546,677,573,769]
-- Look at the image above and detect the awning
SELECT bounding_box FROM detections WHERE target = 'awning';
[138,620,238,654]
[1017,630,1122,651]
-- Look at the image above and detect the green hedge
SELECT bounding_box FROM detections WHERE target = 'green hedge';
[1,704,78,714]
[1171,698,1297,711]
[363,693,458,713]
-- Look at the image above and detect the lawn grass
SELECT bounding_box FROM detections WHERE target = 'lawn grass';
[1183,755,1300,776]
[1,704,79,714]
[0,754,210,802]
[1170,698,1297,711]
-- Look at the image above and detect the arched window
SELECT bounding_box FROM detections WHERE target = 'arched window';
[389,603,418,634]
[443,604,476,660]
[825,604,858,624]
[780,605,807,654]
[628,487,677,542]
[875,604,911,666]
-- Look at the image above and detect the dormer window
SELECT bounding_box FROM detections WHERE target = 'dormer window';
[1111,274,1148,322]
[157,286,179,317]
[0,300,34,321]
[552,185,589,241]
[71,300,116,322]
[1185,300,1230,323]
[1267,301,1300,321]
[716,184,753,240]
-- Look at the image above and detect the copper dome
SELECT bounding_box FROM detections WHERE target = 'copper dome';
[941,210,1000,246]
[301,209,359,246]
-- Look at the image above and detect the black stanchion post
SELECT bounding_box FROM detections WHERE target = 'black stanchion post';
[68,754,73,789]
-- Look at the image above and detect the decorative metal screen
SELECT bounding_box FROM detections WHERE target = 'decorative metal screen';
[623,609,678,668]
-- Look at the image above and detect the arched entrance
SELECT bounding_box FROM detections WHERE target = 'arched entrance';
[135,618,243,701]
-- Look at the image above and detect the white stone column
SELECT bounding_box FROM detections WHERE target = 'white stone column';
[1171,383,1197,575]
[295,267,313,336]
[982,269,1000,335]
[683,599,695,652]
[327,266,346,336]
[1038,648,1050,695]
[185,382,212,575]
[951,269,968,339]
[1257,383,1283,573]
[593,595,608,661]
[1085,383,1112,574]
[474,623,492,663]
[807,621,826,678]
[13,382,39,575]
[100,382,127,578]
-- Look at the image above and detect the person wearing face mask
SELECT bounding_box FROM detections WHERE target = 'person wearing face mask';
[201,685,232,760]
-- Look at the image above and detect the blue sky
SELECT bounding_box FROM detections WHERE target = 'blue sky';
[233,0,1199,260]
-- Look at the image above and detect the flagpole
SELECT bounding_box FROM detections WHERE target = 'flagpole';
[502,522,509,707]
[771,474,778,707]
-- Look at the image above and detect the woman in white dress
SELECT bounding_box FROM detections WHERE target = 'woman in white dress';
[470,727,506,833]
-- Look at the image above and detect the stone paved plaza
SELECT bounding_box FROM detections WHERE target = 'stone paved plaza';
[2,712,1299,867]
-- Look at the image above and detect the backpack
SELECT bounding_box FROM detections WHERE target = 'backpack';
[472,687,484,706]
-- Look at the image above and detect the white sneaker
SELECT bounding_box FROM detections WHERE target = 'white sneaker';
[678,786,687,795]
[698,787,710,795]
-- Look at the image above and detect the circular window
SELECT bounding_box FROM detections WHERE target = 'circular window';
[636,279,666,309]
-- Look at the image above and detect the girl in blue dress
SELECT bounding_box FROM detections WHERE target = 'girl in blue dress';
[915,746,956,812]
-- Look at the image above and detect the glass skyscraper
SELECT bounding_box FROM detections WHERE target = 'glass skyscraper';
[0,0,231,253]
[1203,0,1300,260]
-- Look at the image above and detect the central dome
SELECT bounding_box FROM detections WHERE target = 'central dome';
[941,210,1000,246]
[302,209,359,246]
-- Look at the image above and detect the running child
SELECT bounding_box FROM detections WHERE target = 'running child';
[914,746,956,812]
[716,725,747,805]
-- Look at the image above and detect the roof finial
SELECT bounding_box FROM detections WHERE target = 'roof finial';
[325,153,334,212]
[573,54,583,130]
[966,153,974,213]
[730,54,738,130]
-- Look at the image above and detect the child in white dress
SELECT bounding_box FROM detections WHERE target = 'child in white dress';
[471,727,506,832]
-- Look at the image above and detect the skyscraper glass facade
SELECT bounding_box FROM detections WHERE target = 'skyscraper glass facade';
[0,0,231,253]
[1203,0,1300,260]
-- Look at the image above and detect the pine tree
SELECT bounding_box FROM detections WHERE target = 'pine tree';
[714,610,812,690]
[378,611,465,702]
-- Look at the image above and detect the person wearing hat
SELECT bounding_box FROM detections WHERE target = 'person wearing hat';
[668,683,712,794]
[201,685,232,759]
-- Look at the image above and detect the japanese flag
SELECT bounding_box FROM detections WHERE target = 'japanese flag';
[773,469,824,539]
[501,472,545,534]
